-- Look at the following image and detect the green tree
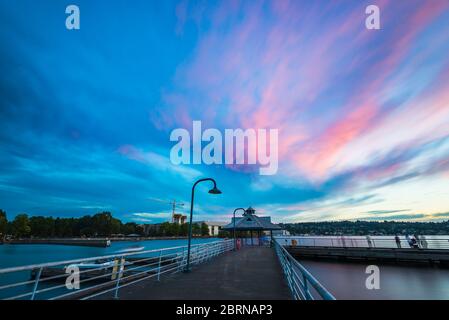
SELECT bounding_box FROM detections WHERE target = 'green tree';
[192,223,201,236]
[30,216,54,237]
[158,222,171,236]
[12,214,31,238]
[201,223,209,236]
[168,223,180,236]
[179,223,188,236]
[0,210,7,239]
[135,224,145,236]
[54,218,76,237]
[92,212,117,236]
[121,222,138,235]
[77,215,95,237]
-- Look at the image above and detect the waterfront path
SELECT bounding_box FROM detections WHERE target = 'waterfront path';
[97,246,291,300]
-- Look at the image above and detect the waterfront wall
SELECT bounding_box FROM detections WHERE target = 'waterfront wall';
[7,238,111,247]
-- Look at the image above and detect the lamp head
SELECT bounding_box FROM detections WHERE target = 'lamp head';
[208,186,222,194]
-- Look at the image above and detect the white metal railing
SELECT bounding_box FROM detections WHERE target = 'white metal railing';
[275,235,449,249]
[273,240,335,300]
[0,239,234,300]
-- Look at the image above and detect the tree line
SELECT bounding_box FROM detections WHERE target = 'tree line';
[0,209,215,239]
[146,221,210,237]
[282,220,449,236]
[0,210,141,238]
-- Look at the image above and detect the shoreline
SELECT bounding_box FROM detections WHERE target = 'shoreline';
[2,236,221,247]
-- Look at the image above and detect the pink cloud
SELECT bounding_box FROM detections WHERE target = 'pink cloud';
[154,0,449,179]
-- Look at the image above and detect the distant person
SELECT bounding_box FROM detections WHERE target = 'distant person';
[414,234,422,249]
[419,235,428,249]
[366,235,373,248]
[341,235,346,248]
[411,235,419,249]
[395,235,401,248]
[406,234,415,248]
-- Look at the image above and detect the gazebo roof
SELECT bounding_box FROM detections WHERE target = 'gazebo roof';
[222,207,281,231]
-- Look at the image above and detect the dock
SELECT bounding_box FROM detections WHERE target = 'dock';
[287,246,449,266]
[7,238,111,247]
[93,246,291,300]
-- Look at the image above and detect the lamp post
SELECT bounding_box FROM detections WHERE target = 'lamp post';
[232,208,246,251]
[185,178,222,272]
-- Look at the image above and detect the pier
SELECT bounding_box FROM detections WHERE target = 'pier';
[287,246,449,266]
[0,239,335,300]
[95,246,291,300]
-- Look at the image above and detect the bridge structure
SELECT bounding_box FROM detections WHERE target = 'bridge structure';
[3,235,448,300]
[0,238,334,300]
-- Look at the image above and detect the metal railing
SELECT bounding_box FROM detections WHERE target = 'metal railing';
[274,240,335,300]
[0,239,234,300]
[275,235,449,250]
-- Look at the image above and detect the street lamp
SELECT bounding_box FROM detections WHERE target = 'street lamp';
[232,208,246,251]
[185,178,222,272]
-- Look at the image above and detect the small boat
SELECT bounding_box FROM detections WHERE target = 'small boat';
[67,261,115,269]
[116,245,145,253]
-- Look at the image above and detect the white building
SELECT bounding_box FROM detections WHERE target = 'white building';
[195,221,227,236]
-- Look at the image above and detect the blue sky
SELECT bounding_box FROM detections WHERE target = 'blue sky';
[1,0,449,224]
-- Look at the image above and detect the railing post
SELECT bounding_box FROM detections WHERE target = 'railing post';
[113,257,125,299]
[302,274,313,300]
[157,249,162,281]
[179,246,185,272]
[30,267,43,300]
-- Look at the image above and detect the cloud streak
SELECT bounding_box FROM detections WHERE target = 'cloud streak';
[1,0,449,223]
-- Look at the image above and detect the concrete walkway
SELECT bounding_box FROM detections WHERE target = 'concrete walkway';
[99,246,291,300]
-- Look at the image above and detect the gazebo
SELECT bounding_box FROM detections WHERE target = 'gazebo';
[222,207,281,246]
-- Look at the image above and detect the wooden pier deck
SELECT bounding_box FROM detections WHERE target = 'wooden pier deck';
[95,246,291,300]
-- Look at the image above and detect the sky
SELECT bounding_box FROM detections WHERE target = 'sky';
[1,0,449,224]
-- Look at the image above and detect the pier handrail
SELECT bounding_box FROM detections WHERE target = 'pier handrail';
[0,241,212,274]
[275,235,449,250]
[0,239,234,300]
[274,240,335,300]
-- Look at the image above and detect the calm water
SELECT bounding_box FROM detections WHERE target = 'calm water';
[0,238,222,299]
[301,259,449,300]
[0,238,220,269]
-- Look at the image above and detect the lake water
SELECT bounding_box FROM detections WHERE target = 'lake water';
[0,238,222,299]
[300,259,449,300]
[0,238,221,269]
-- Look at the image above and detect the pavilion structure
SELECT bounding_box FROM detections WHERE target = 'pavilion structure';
[222,207,281,246]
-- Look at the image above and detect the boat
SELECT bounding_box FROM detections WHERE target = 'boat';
[115,245,145,253]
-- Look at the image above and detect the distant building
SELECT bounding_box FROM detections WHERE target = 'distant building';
[222,207,282,244]
[206,221,227,236]
[194,221,227,236]
[173,213,187,225]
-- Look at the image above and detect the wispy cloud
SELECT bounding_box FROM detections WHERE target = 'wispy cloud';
[1,0,449,223]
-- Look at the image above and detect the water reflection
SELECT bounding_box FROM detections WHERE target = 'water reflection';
[301,259,449,300]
